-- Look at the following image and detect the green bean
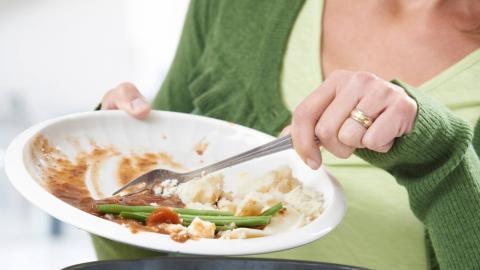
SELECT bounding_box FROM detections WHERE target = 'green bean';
[215,225,236,231]
[180,215,271,227]
[97,204,233,216]
[261,202,283,216]
[119,212,149,222]
[102,204,273,228]
[173,208,233,216]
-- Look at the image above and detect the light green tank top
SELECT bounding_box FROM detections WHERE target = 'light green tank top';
[260,0,480,269]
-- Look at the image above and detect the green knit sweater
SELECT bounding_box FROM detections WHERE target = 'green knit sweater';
[151,1,480,269]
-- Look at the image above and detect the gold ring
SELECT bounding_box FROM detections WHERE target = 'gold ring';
[350,108,373,129]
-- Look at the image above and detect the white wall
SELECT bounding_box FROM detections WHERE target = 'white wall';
[0,0,189,122]
[0,1,189,268]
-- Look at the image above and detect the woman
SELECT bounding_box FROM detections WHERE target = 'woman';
[95,0,480,269]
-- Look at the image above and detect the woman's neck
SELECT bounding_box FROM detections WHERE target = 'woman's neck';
[441,0,480,33]
[381,0,480,33]
[386,0,475,10]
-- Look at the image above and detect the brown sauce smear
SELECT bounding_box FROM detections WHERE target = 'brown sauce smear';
[31,135,188,241]
[31,136,96,213]
[95,192,183,208]
[117,152,184,186]
[117,157,137,186]
[111,219,188,243]
[194,139,209,156]
[88,147,120,198]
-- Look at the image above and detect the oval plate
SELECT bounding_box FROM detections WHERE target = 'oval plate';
[5,110,346,256]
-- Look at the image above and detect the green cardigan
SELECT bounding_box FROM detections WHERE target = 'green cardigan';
[151,1,480,269]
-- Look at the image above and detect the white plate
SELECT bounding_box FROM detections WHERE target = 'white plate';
[5,110,345,255]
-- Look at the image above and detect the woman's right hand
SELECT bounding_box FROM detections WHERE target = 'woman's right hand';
[100,82,151,118]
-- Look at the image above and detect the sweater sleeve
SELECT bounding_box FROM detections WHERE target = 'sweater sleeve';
[474,117,480,156]
[355,80,480,269]
[151,0,217,112]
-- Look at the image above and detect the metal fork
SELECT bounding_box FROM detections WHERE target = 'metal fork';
[112,134,312,196]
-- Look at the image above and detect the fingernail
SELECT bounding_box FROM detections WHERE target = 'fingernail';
[131,98,147,112]
[306,158,320,170]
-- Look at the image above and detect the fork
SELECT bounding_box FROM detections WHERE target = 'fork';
[112,134,317,196]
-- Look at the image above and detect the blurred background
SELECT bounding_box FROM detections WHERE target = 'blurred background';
[0,1,189,269]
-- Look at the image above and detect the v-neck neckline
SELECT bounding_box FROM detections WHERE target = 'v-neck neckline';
[417,48,480,91]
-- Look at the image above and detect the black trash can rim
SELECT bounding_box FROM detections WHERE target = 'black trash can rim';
[63,256,370,270]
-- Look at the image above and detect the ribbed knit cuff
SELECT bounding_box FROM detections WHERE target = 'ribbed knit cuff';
[473,118,480,155]
[355,80,473,181]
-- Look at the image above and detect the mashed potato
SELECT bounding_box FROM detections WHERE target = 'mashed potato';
[177,174,223,205]
[187,217,216,239]
[233,166,321,219]
[219,228,269,239]
[284,185,324,223]
[172,166,324,239]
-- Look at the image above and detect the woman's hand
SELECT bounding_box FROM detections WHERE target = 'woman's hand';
[100,82,151,118]
[288,70,418,170]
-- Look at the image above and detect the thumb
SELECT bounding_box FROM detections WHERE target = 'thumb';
[128,97,151,118]
[112,83,151,118]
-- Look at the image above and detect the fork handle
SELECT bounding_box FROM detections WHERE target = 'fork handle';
[184,135,294,178]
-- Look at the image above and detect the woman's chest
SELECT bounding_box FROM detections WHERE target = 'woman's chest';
[321,0,480,87]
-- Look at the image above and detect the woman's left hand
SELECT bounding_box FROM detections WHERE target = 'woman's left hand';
[285,70,418,170]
